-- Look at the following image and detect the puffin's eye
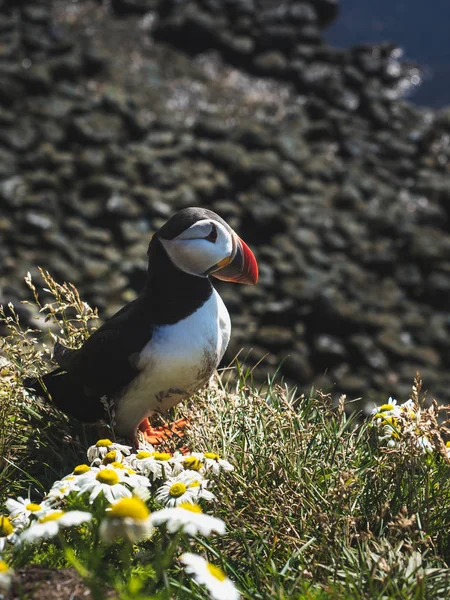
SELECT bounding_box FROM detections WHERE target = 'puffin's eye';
[205,223,218,243]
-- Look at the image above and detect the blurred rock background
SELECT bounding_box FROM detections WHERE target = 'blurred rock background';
[0,0,449,409]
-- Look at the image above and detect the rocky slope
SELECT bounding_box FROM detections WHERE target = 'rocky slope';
[0,0,449,408]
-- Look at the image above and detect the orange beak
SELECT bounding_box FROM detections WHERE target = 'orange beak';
[211,235,258,285]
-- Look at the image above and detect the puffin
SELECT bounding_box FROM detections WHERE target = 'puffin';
[26,207,258,444]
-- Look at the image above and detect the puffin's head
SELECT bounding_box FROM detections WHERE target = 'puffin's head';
[156,207,258,285]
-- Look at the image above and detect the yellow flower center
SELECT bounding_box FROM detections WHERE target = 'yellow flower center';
[96,470,120,485]
[136,451,152,459]
[179,502,202,513]
[0,560,9,573]
[188,480,200,488]
[39,511,64,523]
[379,404,395,412]
[74,464,91,475]
[183,457,203,471]
[375,413,399,427]
[204,452,219,460]
[382,416,400,439]
[169,483,187,497]
[96,439,113,447]
[446,441,450,448]
[108,497,150,520]
[0,516,13,537]
[102,451,117,464]
[25,503,42,512]
[111,462,135,474]
[206,563,226,582]
[151,452,171,461]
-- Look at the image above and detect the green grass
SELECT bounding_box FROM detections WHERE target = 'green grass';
[1,273,450,599]
[182,373,450,599]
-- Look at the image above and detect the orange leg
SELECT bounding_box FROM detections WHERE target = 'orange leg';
[138,417,189,446]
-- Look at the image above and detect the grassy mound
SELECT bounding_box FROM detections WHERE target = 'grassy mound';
[1,273,450,599]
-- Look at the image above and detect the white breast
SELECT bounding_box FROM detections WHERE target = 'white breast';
[114,289,231,436]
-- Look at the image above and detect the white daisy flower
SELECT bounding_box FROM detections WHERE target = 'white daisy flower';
[417,436,433,454]
[371,398,400,419]
[192,477,216,503]
[380,416,400,438]
[125,451,173,481]
[155,480,198,507]
[181,553,239,600]
[0,516,16,551]
[200,452,234,475]
[107,462,153,489]
[180,454,204,473]
[167,451,187,476]
[72,464,93,475]
[46,475,80,501]
[76,466,133,504]
[0,560,13,595]
[19,510,92,544]
[87,439,131,464]
[99,497,153,543]
[155,472,214,507]
[123,450,148,471]
[135,439,156,453]
[150,503,226,537]
[91,450,125,467]
[399,399,418,422]
[105,461,136,475]
[400,399,415,411]
[5,496,53,527]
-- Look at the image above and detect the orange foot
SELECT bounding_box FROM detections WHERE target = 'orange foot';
[138,417,189,446]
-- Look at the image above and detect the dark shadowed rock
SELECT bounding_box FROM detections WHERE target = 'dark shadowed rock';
[69,112,125,145]
[0,0,449,410]
[111,0,160,15]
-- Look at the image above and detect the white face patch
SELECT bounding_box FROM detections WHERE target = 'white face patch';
[175,220,216,241]
[160,220,234,277]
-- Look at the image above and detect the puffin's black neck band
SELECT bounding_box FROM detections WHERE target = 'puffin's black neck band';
[143,236,213,325]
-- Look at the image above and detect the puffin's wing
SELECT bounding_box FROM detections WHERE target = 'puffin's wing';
[24,317,148,423]
[52,295,139,373]
[63,296,153,400]
[53,341,79,371]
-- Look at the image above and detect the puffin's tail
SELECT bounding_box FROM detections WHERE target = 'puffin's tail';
[23,369,102,423]
[23,368,62,398]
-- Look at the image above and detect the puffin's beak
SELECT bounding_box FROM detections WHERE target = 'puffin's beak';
[211,234,258,285]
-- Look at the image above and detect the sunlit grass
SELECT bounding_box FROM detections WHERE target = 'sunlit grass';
[182,373,450,599]
[0,269,102,502]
